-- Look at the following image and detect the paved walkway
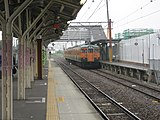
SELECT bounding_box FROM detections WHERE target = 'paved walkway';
[0,59,103,120]
[46,59,103,120]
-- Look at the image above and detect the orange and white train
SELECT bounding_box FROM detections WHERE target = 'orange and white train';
[64,44,100,68]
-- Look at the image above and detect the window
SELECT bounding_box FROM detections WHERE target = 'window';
[88,49,93,53]
[81,49,87,53]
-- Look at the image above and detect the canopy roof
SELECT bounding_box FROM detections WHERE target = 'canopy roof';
[0,0,86,46]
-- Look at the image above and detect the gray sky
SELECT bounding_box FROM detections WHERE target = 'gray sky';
[72,0,160,36]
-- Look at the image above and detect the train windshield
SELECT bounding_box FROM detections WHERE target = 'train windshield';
[81,49,87,53]
[88,49,93,53]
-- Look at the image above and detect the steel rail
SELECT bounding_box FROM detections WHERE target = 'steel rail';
[55,59,141,120]
[91,70,160,102]
[55,60,109,120]
[98,69,160,92]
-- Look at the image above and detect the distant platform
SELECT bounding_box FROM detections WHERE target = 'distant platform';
[100,60,153,83]
[100,61,149,71]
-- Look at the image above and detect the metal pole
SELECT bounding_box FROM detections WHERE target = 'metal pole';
[142,39,144,66]
[4,1,13,119]
[1,18,7,120]
[3,0,33,119]
[105,0,109,21]
[108,19,112,62]
[25,8,31,88]
[30,41,34,82]
[17,4,25,100]
[21,0,54,81]
[0,9,7,120]
[37,39,42,79]
[105,0,112,62]
[149,34,151,66]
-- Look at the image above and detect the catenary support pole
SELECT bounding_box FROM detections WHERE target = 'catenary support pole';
[105,0,112,62]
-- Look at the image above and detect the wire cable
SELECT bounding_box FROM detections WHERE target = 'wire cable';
[86,0,103,21]
[114,8,160,29]
[79,1,94,21]
[115,0,155,24]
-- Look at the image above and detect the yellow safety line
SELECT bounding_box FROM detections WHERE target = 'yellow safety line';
[46,60,59,120]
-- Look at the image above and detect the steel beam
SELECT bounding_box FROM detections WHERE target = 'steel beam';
[18,0,53,99]
[13,23,21,37]
[30,41,34,82]
[2,0,33,119]
[37,39,42,79]
[1,18,7,120]
[24,9,31,88]
[21,0,54,81]
[54,0,80,8]
[32,34,46,81]
[0,11,5,23]
[29,22,43,40]
[17,3,24,100]
[22,0,54,39]
[33,29,45,41]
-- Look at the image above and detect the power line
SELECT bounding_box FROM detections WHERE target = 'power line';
[79,1,94,21]
[94,4,105,14]
[115,0,155,24]
[70,0,105,40]
[114,8,160,29]
[87,0,103,21]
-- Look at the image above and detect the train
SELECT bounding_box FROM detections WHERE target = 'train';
[64,44,101,68]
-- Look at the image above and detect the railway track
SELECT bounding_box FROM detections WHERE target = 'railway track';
[55,59,141,120]
[90,69,160,102]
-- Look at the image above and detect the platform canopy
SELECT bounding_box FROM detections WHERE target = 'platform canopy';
[55,25,107,42]
[0,0,86,46]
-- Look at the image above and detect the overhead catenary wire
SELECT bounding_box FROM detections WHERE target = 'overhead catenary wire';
[114,8,160,29]
[70,0,97,40]
[102,0,158,29]
[71,0,108,37]
[69,0,106,43]
[79,1,94,21]
[114,0,157,24]
[86,0,104,21]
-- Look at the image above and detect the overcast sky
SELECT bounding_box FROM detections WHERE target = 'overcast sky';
[72,0,160,36]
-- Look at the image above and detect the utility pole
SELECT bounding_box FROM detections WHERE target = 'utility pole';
[106,0,112,62]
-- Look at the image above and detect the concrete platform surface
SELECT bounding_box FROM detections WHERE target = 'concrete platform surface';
[48,59,103,120]
[100,61,149,71]
[0,59,103,120]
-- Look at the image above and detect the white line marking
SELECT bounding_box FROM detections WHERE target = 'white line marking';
[42,97,46,103]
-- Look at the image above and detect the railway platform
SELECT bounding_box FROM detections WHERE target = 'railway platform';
[0,58,103,120]
[100,61,153,83]
[46,59,103,120]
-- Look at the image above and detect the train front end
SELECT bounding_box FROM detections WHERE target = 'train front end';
[80,45,100,68]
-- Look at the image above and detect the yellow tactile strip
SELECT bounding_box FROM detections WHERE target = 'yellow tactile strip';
[46,60,59,120]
